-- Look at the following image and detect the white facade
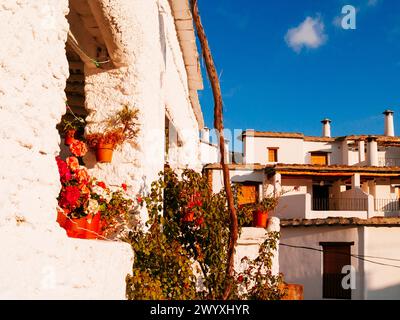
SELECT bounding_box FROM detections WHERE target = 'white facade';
[205,113,400,300]
[280,225,400,300]
[0,0,203,299]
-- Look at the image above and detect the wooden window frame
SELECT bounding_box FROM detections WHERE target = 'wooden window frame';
[268,147,279,163]
[310,152,329,165]
[236,182,260,205]
[320,242,354,300]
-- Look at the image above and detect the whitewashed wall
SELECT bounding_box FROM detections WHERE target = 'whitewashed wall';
[83,0,202,223]
[0,0,133,299]
[244,137,304,164]
[200,142,219,165]
[280,225,400,300]
[280,226,363,300]
[211,169,264,194]
[364,227,400,299]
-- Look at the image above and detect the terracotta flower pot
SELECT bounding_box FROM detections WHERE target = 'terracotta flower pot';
[253,209,269,228]
[85,213,102,239]
[64,129,76,146]
[56,210,68,228]
[64,216,88,239]
[96,143,114,163]
[279,283,304,300]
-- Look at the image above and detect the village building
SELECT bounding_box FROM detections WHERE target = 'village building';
[0,0,280,300]
[204,110,400,300]
[0,0,206,299]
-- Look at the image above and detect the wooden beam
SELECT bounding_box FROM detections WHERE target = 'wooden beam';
[67,74,84,83]
[278,171,400,177]
[68,61,84,70]
[66,94,85,107]
[87,0,127,67]
[67,8,107,69]
[65,83,84,95]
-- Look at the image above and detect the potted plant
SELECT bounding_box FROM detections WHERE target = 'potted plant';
[55,156,136,240]
[86,105,139,163]
[252,196,279,228]
[61,106,86,146]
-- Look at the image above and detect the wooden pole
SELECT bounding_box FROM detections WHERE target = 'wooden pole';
[190,0,238,300]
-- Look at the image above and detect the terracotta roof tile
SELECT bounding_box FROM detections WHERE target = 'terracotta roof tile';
[281,217,400,227]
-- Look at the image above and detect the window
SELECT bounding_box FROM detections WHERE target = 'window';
[237,183,259,205]
[268,148,278,162]
[311,152,328,165]
[320,242,354,300]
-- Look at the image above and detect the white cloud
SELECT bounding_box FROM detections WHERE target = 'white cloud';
[285,16,327,53]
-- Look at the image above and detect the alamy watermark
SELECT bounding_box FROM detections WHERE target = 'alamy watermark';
[341,265,356,290]
[341,5,357,30]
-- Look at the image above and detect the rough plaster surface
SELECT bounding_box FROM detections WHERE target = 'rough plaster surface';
[235,218,280,276]
[84,0,202,216]
[0,0,133,299]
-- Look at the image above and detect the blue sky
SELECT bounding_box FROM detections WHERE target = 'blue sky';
[196,0,400,149]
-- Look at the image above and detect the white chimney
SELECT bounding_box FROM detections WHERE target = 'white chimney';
[201,127,210,143]
[321,118,332,138]
[367,136,378,166]
[383,110,395,137]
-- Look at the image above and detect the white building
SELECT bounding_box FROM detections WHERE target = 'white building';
[0,0,204,299]
[204,110,400,300]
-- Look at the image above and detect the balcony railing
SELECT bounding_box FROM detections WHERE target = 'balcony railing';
[374,199,400,212]
[313,198,368,211]
[378,157,400,167]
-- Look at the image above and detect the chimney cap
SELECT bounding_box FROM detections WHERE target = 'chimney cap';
[321,118,332,124]
[383,110,394,115]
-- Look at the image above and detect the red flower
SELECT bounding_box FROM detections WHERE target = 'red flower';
[56,156,71,182]
[60,185,81,208]
[195,217,204,226]
[69,140,88,157]
[121,183,127,191]
[97,181,107,189]
[66,156,79,172]
[238,275,244,283]
[137,196,143,204]
[182,211,195,222]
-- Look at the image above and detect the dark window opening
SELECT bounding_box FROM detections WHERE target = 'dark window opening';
[320,242,354,300]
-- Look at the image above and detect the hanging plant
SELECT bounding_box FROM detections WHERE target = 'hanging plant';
[61,105,86,146]
[86,105,140,163]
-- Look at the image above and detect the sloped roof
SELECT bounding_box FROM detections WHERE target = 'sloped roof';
[241,130,400,145]
[169,0,204,128]
[281,217,400,227]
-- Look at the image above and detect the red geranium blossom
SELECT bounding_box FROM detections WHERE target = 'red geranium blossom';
[69,140,88,157]
[56,156,71,182]
[66,157,79,172]
[97,181,107,189]
[121,183,127,191]
[60,185,81,208]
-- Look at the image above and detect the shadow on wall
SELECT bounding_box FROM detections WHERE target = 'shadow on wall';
[230,173,263,184]
[275,194,307,219]
[279,243,322,300]
[367,283,400,300]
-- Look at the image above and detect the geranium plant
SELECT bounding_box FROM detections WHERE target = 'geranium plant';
[61,105,86,145]
[55,155,137,239]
